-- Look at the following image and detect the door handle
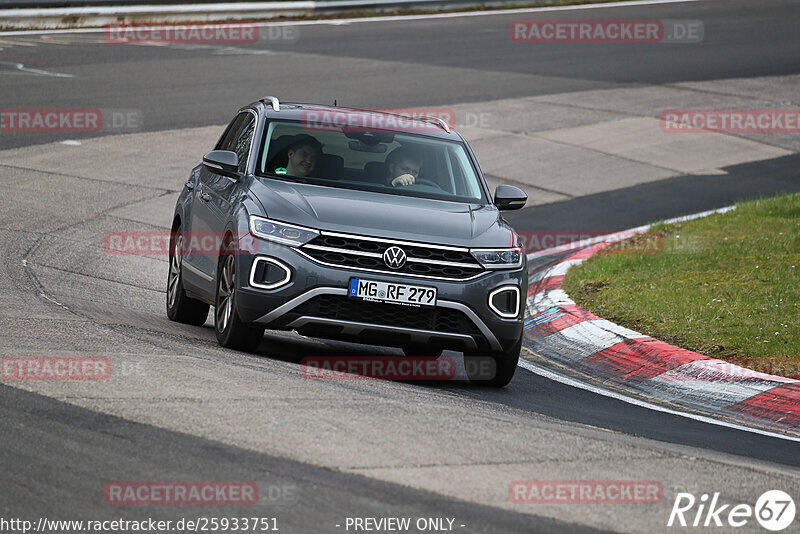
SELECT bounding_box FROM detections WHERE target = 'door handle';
[200,193,211,202]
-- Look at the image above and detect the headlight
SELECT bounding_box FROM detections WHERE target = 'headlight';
[470,248,522,269]
[249,216,319,247]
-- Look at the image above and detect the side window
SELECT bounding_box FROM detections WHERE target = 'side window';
[234,116,256,173]
[215,113,246,151]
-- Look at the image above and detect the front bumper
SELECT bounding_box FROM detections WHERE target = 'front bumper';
[234,240,526,353]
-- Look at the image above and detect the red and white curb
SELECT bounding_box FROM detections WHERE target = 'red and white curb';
[521,208,800,439]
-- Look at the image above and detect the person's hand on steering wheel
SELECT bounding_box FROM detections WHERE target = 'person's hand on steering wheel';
[391,173,416,187]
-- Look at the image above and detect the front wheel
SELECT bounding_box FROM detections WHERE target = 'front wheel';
[166,230,210,325]
[214,252,265,352]
[464,338,520,388]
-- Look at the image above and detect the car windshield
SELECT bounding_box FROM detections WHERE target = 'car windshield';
[255,116,487,203]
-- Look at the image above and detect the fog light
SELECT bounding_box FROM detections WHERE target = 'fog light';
[488,286,520,318]
[249,257,291,290]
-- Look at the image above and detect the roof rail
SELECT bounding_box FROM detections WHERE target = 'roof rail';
[262,96,280,112]
[417,114,450,133]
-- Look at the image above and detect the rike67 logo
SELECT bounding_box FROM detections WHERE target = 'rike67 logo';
[668,490,796,531]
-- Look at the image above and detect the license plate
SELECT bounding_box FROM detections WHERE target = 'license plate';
[348,278,437,308]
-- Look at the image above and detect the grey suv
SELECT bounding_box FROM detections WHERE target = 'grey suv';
[167,97,528,387]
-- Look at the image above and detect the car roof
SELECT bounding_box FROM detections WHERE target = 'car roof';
[246,99,464,141]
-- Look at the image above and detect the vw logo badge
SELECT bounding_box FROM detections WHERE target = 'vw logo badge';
[383,246,407,269]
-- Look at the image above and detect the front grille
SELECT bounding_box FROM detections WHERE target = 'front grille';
[300,233,484,280]
[292,295,483,337]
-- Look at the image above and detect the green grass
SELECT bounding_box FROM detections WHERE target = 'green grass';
[563,193,800,362]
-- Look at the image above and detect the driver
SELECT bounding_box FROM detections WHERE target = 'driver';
[384,147,421,187]
[272,134,322,177]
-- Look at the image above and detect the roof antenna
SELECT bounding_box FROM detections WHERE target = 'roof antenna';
[334,99,337,107]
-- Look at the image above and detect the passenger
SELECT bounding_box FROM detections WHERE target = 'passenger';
[273,135,322,177]
[384,147,421,187]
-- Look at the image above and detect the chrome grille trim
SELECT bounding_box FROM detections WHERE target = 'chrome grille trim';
[406,257,482,269]
[319,230,470,252]
[304,244,480,269]
[298,230,485,281]
[304,244,383,258]
[293,249,487,282]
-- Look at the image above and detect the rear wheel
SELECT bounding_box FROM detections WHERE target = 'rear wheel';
[214,251,265,352]
[166,230,209,325]
[464,338,520,388]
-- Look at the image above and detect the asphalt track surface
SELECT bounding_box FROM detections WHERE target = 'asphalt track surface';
[1,1,800,532]
[1,0,799,149]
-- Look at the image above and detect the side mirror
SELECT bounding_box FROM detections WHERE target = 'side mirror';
[494,185,527,211]
[203,150,240,179]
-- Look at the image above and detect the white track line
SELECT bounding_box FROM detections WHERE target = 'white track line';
[0,0,701,36]
[0,60,74,77]
[518,358,800,443]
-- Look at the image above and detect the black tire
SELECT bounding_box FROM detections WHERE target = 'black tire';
[166,229,210,326]
[214,250,265,352]
[464,338,521,388]
[402,345,443,358]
